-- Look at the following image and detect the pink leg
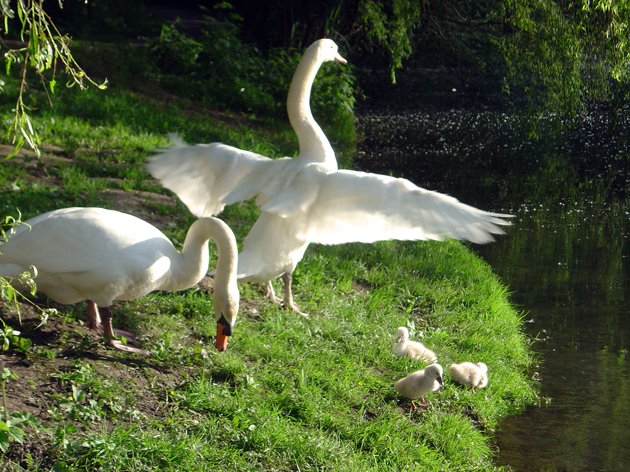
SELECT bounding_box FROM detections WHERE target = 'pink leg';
[100,307,150,356]
[87,300,101,331]
[86,300,137,341]
[282,272,308,317]
[265,281,282,305]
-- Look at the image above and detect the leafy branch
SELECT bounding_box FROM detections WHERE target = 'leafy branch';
[1,0,107,158]
[1,212,57,327]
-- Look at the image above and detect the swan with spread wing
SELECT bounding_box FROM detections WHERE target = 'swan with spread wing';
[147,39,511,314]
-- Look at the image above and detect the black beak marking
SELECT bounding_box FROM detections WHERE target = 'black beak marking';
[217,314,232,335]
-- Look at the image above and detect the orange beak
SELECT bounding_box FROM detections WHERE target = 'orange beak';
[216,323,229,351]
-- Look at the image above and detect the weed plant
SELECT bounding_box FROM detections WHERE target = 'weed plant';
[0,30,536,471]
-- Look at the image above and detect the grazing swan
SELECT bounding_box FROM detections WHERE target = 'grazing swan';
[0,207,239,354]
[392,326,437,363]
[394,364,444,410]
[449,362,488,392]
[148,38,511,315]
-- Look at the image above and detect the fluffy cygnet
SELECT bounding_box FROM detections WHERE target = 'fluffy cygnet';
[392,327,437,363]
[449,362,488,392]
[394,364,444,410]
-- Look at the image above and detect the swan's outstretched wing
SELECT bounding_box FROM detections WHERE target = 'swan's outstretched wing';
[147,143,291,217]
[261,167,512,245]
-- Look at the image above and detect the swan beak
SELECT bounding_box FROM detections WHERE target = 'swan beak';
[335,53,347,65]
[437,376,444,387]
[216,324,229,352]
[395,336,403,343]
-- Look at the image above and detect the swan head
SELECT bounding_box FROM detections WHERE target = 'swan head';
[476,362,488,374]
[215,290,239,352]
[426,364,444,387]
[395,326,409,343]
[309,39,347,65]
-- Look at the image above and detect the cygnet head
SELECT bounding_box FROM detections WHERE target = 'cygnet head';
[310,38,347,65]
[426,363,444,387]
[396,326,410,343]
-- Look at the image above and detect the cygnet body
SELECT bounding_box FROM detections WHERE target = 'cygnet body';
[394,363,444,410]
[391,327,437,363]
[449,362,488,392]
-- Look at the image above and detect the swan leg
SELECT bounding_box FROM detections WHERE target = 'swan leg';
[100,307,150,356]
[86,300,101,330]
[282,272,308,317]
[86,301,138,343]
[265,281,282,305]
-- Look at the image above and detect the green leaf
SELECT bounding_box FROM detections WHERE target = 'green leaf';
[72,385,84,402]
[8,425,25,443]
[0,430,9,452]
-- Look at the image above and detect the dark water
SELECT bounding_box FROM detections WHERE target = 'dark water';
[355,84,630,471]
[477,203,630,472]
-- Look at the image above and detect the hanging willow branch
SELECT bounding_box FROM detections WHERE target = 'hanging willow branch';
[1,0,107,158]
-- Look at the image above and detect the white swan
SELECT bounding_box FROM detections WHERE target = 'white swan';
[392,326,437,363]
[0,207,239,354]
[449,362,488,392]
[394,363,444,410]
[147,38,511,314]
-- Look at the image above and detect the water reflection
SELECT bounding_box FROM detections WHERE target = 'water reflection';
[478,206,630,472]
[356,98,630,471]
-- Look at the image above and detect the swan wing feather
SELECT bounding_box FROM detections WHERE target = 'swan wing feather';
[259,168,512,245]
[148,143,290,217]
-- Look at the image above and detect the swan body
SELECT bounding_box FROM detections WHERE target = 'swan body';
[394,363,444,410]
[148,38,511,314]
[449,362,488,392]
[0,207,239,354]
[392,327,437,363]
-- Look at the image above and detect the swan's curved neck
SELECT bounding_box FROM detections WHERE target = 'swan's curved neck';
[287,48,337,169]
[171,218,238,292]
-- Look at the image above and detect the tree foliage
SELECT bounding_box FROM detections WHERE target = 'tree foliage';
[217,0,630,116]
[498,0,630,116]
[3,0,630,137]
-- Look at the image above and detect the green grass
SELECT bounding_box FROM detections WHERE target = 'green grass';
[0,58,537,471]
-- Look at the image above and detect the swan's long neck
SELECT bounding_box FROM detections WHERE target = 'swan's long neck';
[287,48,337,169]
[171,218,238,294]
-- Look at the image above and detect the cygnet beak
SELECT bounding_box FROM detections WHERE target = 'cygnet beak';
[437,376,444,386]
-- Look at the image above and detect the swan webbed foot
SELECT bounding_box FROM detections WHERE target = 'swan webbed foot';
[106,339,151,356]
[264,276,308,316]
[409,397,429,411]
[282,300,308,317]
[99,306,147,355]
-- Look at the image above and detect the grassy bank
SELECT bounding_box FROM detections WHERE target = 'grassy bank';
[1,50,536,471]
